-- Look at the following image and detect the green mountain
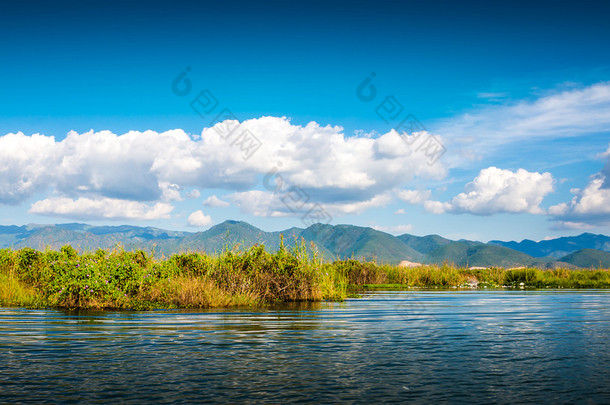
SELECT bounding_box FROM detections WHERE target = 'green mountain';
[424,242,550,268]
[147,220,303,255]
[424,242,472,265]
[489,233,610,258]
[558,249,610,268]
[1,224,190,252]
[13,226,115,251]
[397,234,452,254]
[301,224,423,263]
[2,220,609,268]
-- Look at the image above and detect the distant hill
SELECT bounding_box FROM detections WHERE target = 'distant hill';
[558,249,610,268]
[146,220,303,256]
[423,241,550,268]
[397,234,452,254]
[489,233,610,258]
[301,224,423,263]
[0,224,190,252]
[1,220,609,268]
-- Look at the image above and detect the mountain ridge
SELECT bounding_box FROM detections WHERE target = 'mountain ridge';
[489,233,610,258]
[1,221,609,268]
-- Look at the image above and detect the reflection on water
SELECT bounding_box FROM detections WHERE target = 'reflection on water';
[1,291,609,403]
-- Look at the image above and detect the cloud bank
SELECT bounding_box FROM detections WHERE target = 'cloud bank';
[422,167,555,215]
[2,117,446,220]
[29,197,173,220]
[549,144,610,228]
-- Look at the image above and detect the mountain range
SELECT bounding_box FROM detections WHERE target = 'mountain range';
[2,221,610,269]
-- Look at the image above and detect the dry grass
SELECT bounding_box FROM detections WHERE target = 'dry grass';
[142,276,259,308]
[0,273,44,307]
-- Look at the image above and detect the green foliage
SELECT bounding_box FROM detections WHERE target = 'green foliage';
[559,248,610,268]
[0,248,17,276]
[1,242,610,310]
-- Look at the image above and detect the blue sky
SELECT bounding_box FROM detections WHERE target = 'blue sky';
[1,0,610,242]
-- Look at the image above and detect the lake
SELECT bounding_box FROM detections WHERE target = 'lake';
[1,290,609,403]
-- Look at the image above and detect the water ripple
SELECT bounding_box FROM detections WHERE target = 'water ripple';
[1,290,609,403]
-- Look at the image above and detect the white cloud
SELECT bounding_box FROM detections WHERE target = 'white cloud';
[573,178,610,216]
[203,195,230,207]
[57,129,176,201]
[394,224,414,234]
[228,191,289,217]
[549,176,610,225]
[438,82,610,163]
[0,118,447,216]
[396,189,431,204]
[424,167,554,215]
[394,209,406,215]
[186,189,201,199]
[159,182,182,201]
[0,133,56,204]
[548,144,610,227]
[373,224,413,235]
[424,200,451,215]
[187,210,213,227]
[228,190,392,218]
[550,221,596,231]
[548,202,569,216]
[597,144,610,159]
[325,193,392,215]
[29,197,173,220]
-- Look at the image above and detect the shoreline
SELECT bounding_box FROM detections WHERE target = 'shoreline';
[2,243,610,310]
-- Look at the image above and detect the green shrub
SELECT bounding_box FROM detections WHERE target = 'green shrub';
[2,242,610,310]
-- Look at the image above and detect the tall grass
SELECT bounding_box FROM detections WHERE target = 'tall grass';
[0,238,346,309]
[1,242,609,310]
[347,263,610,289]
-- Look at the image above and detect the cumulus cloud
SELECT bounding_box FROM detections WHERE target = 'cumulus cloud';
[0,133,56,204]
[549,177,610,227]
[3,117,447,220]
[396,189,431,204]
[29,197,173,220]
[325,193,393,215]
[186,189,201,199]
[203,195,230,207]
[548,144,610,228]
[424,167,554,215]
[187,210,213,227]
[228,190,392,218]
[228,191,288,217]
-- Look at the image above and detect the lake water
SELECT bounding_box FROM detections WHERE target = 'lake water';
[1,290,609,404]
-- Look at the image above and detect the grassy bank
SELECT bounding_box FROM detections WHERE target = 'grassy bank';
[337,260,610,289]
[0,238,345,310]
[1,243,609,310]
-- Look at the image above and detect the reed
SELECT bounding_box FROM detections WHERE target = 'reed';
[1,243,609,310]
